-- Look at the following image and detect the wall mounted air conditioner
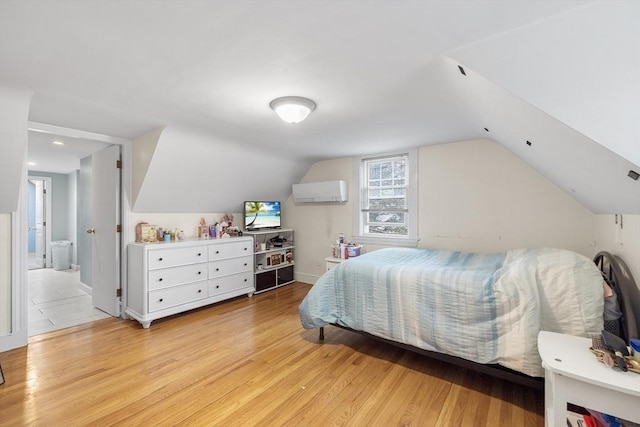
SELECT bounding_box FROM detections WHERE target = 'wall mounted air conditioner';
[292,180,348,203]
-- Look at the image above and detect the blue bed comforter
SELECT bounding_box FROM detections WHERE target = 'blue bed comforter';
[299,247,604,377]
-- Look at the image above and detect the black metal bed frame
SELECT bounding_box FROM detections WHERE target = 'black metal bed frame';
[317,251,639,390]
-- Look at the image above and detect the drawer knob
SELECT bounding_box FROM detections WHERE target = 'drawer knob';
[198,271,202,275]
[216,285,219,289]
[158,278,163,282]
[244,278,247,282]
[198,289,202,293]
[244,247,248,251]
[244,263,247,266]
[159,298,164,302]
[216,268,219,271]
[216,250,219,254]
[197,253,202,256]
[158,257,163,261]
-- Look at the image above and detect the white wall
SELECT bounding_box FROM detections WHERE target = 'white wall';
[595,214,640,291]
[0,85,30,349]
[67,170,78,267]
[131,125,309,214]
[0,214,11,335]
[284,157,353,285]
[0,84,30,213]
[287,139,598,284]
[418,140,595,254]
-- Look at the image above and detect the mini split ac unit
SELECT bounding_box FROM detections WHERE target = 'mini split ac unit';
[292,180,348,203]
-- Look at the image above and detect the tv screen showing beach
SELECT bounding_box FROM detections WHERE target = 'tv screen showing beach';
[244,201,281,230]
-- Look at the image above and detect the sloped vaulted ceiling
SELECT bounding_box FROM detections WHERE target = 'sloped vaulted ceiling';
[447,1,639,166]
[0,1,638,214]
[438,56,639,214]
[445,0,640,214]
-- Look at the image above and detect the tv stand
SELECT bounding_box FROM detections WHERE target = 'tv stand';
[243,228,295,293]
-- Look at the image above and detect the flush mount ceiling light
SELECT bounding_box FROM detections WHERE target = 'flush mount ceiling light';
[52,140,65,145]
[270,96,316,124]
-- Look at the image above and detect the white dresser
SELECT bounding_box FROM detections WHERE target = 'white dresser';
[127,237,254,328]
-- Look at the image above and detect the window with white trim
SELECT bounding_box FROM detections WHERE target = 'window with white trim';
[353,148,418,247]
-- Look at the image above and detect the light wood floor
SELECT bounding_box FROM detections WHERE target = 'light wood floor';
[0,283,544,426]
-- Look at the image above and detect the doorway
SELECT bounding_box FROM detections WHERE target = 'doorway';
[27,176,51,270]
[25,126,123,336]
[25,170,93,336]
[5,122,130,350]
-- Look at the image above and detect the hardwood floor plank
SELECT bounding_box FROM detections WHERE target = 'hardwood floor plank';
[0,282,544,426]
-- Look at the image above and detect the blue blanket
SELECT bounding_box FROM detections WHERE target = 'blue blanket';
[299,247,604,376]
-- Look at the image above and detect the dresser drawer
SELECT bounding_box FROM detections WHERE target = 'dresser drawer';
[208,240,252,261]
[148,246,207,270]
[148,281,207,312]
[148,263,207,291]
[209,255,252,278]
[208,272,253,297]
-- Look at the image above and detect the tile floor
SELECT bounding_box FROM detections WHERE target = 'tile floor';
[28,268,111,336]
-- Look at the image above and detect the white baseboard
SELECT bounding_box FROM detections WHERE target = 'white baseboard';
[295,272,320,285]
[79,281,92,295]
[0,328,28,352]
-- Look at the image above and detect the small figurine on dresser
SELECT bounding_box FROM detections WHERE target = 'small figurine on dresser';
[220,212,234,227]
[198,217,209,239]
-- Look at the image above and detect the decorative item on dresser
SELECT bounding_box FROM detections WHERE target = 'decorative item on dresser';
[127,237,254,328]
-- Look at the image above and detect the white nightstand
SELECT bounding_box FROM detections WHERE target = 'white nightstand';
[325,257,345,272]
[538,331,640,427]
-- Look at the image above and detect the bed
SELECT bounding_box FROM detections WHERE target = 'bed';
[299,247,639,389]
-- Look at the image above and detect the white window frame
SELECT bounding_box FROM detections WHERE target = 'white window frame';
[352,148,418,247]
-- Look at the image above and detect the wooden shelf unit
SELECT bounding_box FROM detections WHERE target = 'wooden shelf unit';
[243,228,295,293]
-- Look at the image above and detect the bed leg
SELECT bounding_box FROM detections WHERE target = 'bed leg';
[319,327,324,341]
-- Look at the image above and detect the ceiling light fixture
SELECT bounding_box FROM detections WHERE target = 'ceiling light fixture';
[270,96,316,124]
[52,140,65,145]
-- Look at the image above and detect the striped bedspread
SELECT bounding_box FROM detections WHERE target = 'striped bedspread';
[299,247,604,377]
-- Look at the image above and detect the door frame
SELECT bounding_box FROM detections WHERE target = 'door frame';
[6,122,131,351]
[27,175,52,268]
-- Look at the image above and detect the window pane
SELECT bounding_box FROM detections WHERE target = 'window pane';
[369,199,405,210]
[369,164,380,179]
[380,164,392,179]
[368,225,408,235]
[361,153,410,239]
[367,211,405,225]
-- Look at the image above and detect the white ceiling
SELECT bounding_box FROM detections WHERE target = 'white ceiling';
[1,1,638,214]
[2,1,590,153]
[27,130,111,174]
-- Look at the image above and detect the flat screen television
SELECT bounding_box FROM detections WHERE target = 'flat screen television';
[244,201,281,231]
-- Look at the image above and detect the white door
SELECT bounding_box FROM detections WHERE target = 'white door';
[89,145,121,317]
[33,179,46,268]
